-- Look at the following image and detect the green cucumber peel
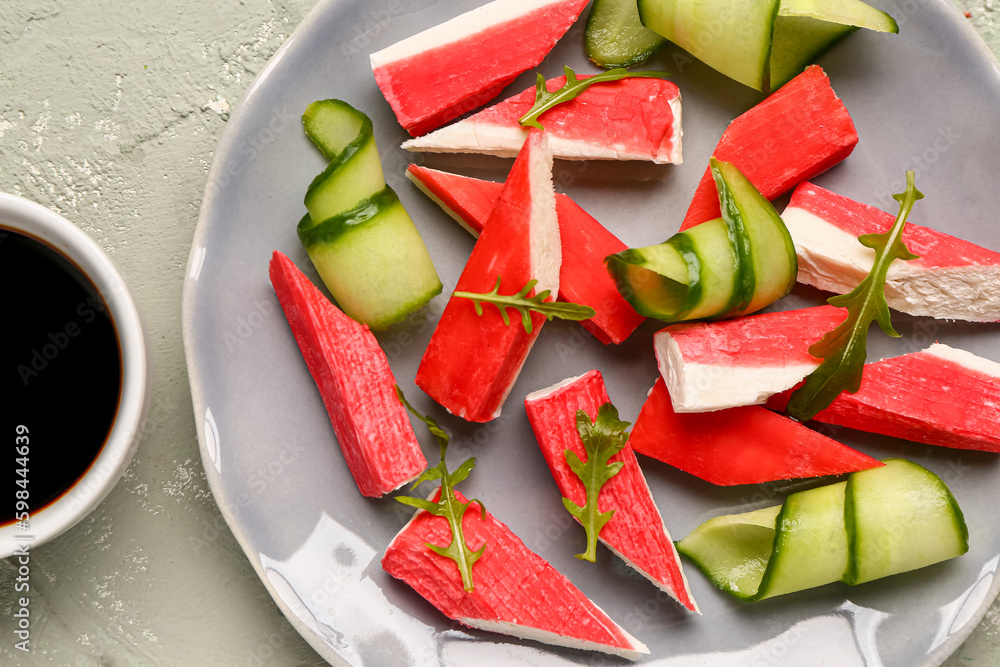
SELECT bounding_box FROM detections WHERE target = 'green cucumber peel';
[675,505,781,600]
[562,403,630,562]
[638,0,894,92]
[710,158,758,316]
[394,388,486,593]
[842,458,969,586]
[454,276,595,334]
[665,234,703,319]
[297,186,399,249]
[785,171,922,422]
[518,65,670,130]
[303,104,376,202]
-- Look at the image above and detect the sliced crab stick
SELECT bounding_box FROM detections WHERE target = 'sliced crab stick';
[524,370,699,612]
[769,343,1000,452]
[630,377,882,485]
[654,305,846,412]
[415,131,559,422]
[406,164,645,344]
[782,181,1000,321]
[382,488,649,660]
[680,66,858,231]
[269,250,426,497]
[371,0,590,136]
[402,73,683,163]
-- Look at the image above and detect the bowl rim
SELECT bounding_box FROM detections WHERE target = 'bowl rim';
[0,192,152,558]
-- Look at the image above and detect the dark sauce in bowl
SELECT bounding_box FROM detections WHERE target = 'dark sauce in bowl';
[3,227,122,521]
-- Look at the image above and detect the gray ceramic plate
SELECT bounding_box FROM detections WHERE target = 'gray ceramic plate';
[182,1,1000,665]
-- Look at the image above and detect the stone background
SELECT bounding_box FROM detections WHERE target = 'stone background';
[0,1,996,665]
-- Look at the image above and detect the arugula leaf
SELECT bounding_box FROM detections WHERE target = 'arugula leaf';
[518,65,671,130]
[395,387,486,592]
[785,171,923,422]
[454,276,595,334]
[562,403,630,562]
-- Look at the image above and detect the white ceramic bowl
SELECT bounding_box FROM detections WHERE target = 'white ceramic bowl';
[0,193,151,558]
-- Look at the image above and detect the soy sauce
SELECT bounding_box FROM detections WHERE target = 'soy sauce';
[3,227,122,520]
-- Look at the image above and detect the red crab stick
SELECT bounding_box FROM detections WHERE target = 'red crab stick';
[782,181,1000,321]
[406,164,502,237]
[268,251,426,497]
[407,164,645,344]
[415,131,559,422]
[382,489,649,660]
[768,343,1000,453]
[370,0,590,136]
[402,74,683,164]
[630,378,882,486]
[680,66,858,231]
[525,371,699,612]
[654,305,847,412]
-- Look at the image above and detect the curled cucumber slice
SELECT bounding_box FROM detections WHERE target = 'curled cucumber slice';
[677,459,969,601]
[298,100,441,329]
[605,158,795,323]
[637,0,897,91]
[844,459,969,585]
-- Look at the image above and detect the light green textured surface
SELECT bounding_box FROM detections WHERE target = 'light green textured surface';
[0,1,997,665]
[0,1,324,665]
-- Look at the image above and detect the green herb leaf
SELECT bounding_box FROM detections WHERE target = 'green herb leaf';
[785,171,922,422]
[395,387,486,592]
[454,276,595,334]
[518,65,671,130]
[562,403,630,562]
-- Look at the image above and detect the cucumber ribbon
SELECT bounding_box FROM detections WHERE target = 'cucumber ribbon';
[637,0,898,92]
[605,158,796,323]
[677,459,968,601]
[296,99,442,330]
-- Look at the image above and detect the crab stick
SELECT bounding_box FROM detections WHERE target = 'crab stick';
[782,181,1000,321]
[630,377,882,485]
[406,164,645,344]
[371,0,590,136]
[524,370,699,612]
[768,343,1000,452]
[382,488,649,660]
[402,73,683,163]
[680,66,858,231]
[268,251,426,497]
[654,305,846,412]
[415,131,559,422]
